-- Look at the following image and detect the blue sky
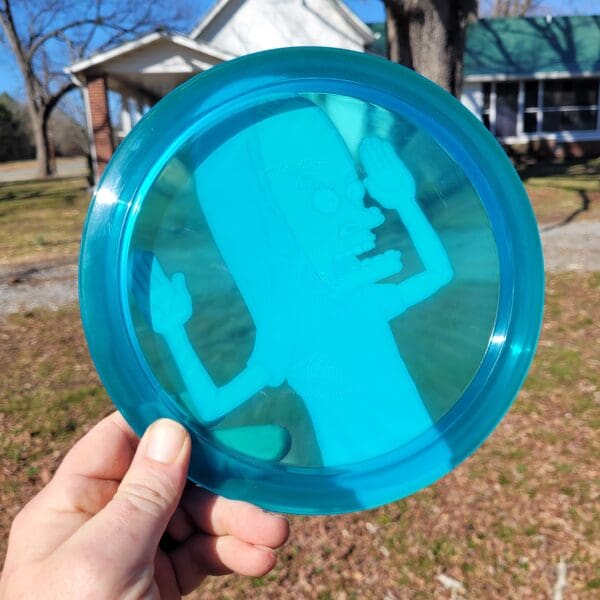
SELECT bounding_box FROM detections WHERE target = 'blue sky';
[1,0,597,99]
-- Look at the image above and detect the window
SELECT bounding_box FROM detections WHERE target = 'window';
[541,78,599,132]
[479,77,600,138]
[495,82,519,137]
[543,78,598,107]
[543,109,598,132]
[524,81,538,108]
[523,81,539,133]
[482,82,492,130]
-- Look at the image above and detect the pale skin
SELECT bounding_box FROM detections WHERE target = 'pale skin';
[0,413,290,599]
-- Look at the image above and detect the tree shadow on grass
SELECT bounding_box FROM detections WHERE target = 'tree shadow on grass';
[542,189,592,231]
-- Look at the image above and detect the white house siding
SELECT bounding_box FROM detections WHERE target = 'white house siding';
[68,35,230,142]
[194,0,369,55]
[461,81,483,120]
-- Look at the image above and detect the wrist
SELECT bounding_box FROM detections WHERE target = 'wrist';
[383,192,418,212]
[162,323,189,353]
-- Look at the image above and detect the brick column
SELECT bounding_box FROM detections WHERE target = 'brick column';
[84,76,114,182]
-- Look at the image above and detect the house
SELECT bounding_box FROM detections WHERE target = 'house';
[462,15,600,158]
[67,3,599,182]
[370,15,600,158]
[66,0,374,182]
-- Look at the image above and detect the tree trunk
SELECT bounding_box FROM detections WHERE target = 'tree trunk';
[385,0,478,97]
[1,4,59,177]
[45,114,57,175]
[29,107,53,178]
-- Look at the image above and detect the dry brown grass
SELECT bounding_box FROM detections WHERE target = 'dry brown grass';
[0,176,90,263]
[1,159,598,596]
[1,273,598,598]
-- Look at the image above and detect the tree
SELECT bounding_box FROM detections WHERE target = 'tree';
[0,0,190,178]
[489,0,542,16]
[383,0,479,97]
[0,94,34,161]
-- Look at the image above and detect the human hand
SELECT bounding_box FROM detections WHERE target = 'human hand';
[0,413,289,599]
[359,137,416,209]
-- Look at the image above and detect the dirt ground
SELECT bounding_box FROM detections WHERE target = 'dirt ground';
[1,163,599,598]
[2,218,598,316]
[1,273,598,598]
[1,195,598,316]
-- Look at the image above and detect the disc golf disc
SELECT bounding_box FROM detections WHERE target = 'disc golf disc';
[79,47,544,515]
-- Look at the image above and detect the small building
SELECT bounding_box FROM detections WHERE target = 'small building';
[461,15,600,159]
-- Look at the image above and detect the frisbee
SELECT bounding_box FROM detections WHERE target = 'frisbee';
[79,47,544,515]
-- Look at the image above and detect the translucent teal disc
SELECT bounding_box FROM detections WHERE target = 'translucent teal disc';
[79,47,544,515]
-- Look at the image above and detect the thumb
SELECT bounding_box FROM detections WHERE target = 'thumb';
[84,419,191,565]
[172,272,187,292]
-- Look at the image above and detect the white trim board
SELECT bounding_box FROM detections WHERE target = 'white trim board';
[189,0,230,39]
[329,0,375,41]
[82,85,99,181]
[500,130,600,144]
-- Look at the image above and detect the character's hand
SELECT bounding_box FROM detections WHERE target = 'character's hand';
[150,261,193,336]
[0,413,289,599]
[359,137,416,209]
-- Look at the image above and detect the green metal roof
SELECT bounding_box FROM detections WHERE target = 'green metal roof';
[464,16,600,78]
[366,22,386,57]
[367,16,600,79]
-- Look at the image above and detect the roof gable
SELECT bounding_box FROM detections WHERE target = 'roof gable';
[190,0,374,55]
[67,32,231,77]
[66,32,233,98]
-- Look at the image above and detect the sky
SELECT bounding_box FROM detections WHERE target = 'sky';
[0,0,598,100]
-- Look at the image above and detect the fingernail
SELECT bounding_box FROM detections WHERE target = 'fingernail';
[146,419,187,464]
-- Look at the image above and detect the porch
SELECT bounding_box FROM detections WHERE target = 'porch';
[67,32,231,181]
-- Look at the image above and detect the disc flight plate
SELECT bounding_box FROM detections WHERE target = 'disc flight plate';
[79,47,544,515]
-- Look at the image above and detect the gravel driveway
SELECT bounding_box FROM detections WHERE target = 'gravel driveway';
[1,221,598,316]
[539,221,599,272]
[0,157,87,183]
[0,258,78,315]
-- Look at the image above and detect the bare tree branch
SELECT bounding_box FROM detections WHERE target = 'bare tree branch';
[27,18,102,61]
[43,80,76,121]
[482,0,544,16]
[0,0,191,176]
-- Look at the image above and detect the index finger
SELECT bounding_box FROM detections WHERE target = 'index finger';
[181,486,290,549]
[55,411,139,483]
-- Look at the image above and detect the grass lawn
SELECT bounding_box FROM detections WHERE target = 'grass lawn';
[0,274,598,597]
[0,159,599,597]
[0,176,90,263]
[0,156,598,265]
[521,158,600,226]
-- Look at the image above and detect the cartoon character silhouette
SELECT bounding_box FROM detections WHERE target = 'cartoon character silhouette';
[136,99,453,466]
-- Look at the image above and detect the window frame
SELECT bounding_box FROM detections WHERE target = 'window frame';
[478,75,600,143]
